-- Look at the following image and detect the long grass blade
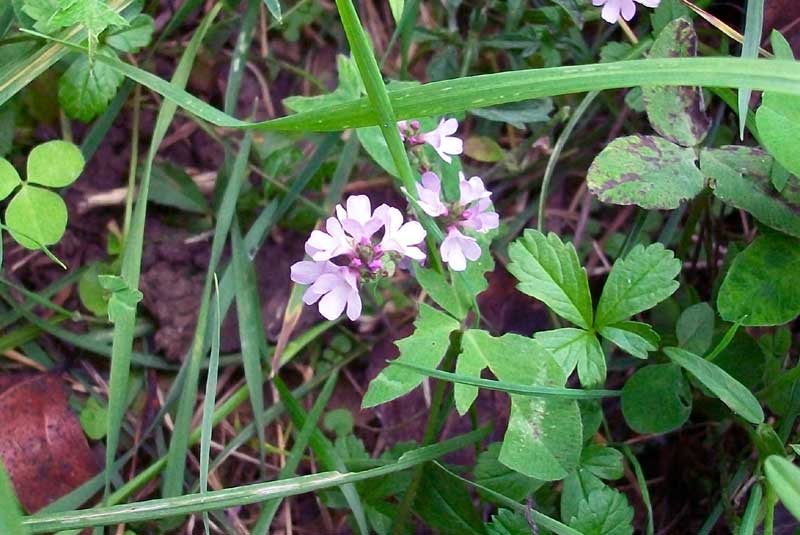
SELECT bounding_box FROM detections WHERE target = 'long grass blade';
[738,0,764,139]
[198,277,222,534]
[22,428,489,532]
[253,372,339,533]
[104,6,222,499]
[163,128,254,497]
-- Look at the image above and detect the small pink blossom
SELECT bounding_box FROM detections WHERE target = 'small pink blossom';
[462,198,500,233]
[376,205,427,261]
[305,217,352,261]
[440,227,482,271]
[291,261,362,320]
[419,118,463,164]
[335,195,384,242]
[458,173,492,205]
[416,172,448,217]
[592,0,659,24]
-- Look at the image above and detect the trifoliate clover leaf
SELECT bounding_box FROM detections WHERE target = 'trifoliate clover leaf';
[27,140,85,187]
[5,185,68,249]
[0,158,21,201]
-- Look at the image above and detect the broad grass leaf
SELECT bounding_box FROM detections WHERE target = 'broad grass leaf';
[587,135,705,210]
[643,19,710,147]
[676,302,714,355]
[664,346,764,424]
[536,328,605,385]
[703,146,800,238]
[507,229,593,329]
[765,456,800,520]
[717,232,800,326]
[595,243,681,328]
[27,140,84,187]
[5,185,67,248]
[621,363,691,434]
[58,48,125,121]
[598,321,659,359]
[362,303,459,407]
[0,158,20,200]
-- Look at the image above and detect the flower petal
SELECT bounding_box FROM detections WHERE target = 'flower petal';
[346,195,372,224]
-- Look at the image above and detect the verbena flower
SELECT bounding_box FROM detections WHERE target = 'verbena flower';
[414,172,499,271]
[398,118,464,164]
[291,195,427,320]
[593,0,660,24]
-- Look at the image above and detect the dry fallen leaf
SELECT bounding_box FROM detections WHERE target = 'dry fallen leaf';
[0,373,100,512]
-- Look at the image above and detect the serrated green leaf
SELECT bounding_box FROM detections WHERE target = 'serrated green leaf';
[664,346,764,424]
[581,445,624,481]
[50,0,128,48]
[599,321,659,359]
[21,0,63,32]
[475,443,542,503]
[5,184,67,248]
[415,266,465,319]
[58,47,125,121]
[561,469,605,524]
[362,303,459,407]
[717,232,800,326]
[643,19,710,147]
[676,302,714,355]
[485,509,532,535]
[568,485,634,535]
[587,135,705,210]
[105,13,153,53]
[507,229,593,328]
[27,140,84,187]
[702,146,800,238]
[765,456,800,520]
[622,363,691,434]
[452,330,582,480]
[595,243,681,328]
[0,158,21,200]
[535,328,606,385]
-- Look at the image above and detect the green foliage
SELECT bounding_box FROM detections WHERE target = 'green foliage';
[717,232,800,326]
[766,456,800,520]
[664,347,764,424]
[701,146,800,239]
[485,509,532,535]
[587,135,705,210]
[469,99,553,129]
[598,322,659,360]
[595,243,681,328]
[642,19,710,147]
[6,185,68,248]
[80,396,109,440]
[676,302,714,355]
[23,0,128,51]
[474,443,542,503]
[580,445,624,481]
[622,363,692,434]
[536,327,606,386]
[0,459,26,535]
[567,485,634,535]
[362,304,459,407]
[507,229,593,329]
[414,464,486,535]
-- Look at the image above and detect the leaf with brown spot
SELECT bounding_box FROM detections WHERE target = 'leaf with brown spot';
[587,135,705,209]
[0,374,100,513]
[642,19,710,147]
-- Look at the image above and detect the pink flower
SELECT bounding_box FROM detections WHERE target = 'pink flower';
[335,195,384,242]
[376,205,427,261]
[458,172,492,205]
[440,227,481,271]
[305,217,352,261]
[420,118,463,164]
[592,0,659,24]
[462,198,500,233]
[291,261,362,320]
[416,172,448,217]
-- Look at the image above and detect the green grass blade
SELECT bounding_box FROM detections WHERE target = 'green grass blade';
[104,5,222,499]
[225,0,259,115]
[0,459,26,535]
[622,446,654,535]
[199,277,222,534]
[262,0,282,22]
[253,372,339,533]
[738,0,764,139]
[272,375,369,534]
[22,428,489,532]
[87,54,800,132]
[389,360,621,399]
[231,220,269,475]
[164,128,254,497]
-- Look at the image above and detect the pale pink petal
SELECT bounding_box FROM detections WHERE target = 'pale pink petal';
[620,0,636,20]
[318,286,349,320]
[303,286,323,305]
[290,260,325,284]
[439,118,459,136]
[420,171,441,193]
[439,136,463,157]
[416,172,448,217]
[634,0,659,7]
[592,0,605,5]
[395,221,426,245]
[345,195,373,224]
[459,174,492,206]
[346,291,362,320]
[601,0,621,22]
[441,238,467,271]
[434,147,453,164]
